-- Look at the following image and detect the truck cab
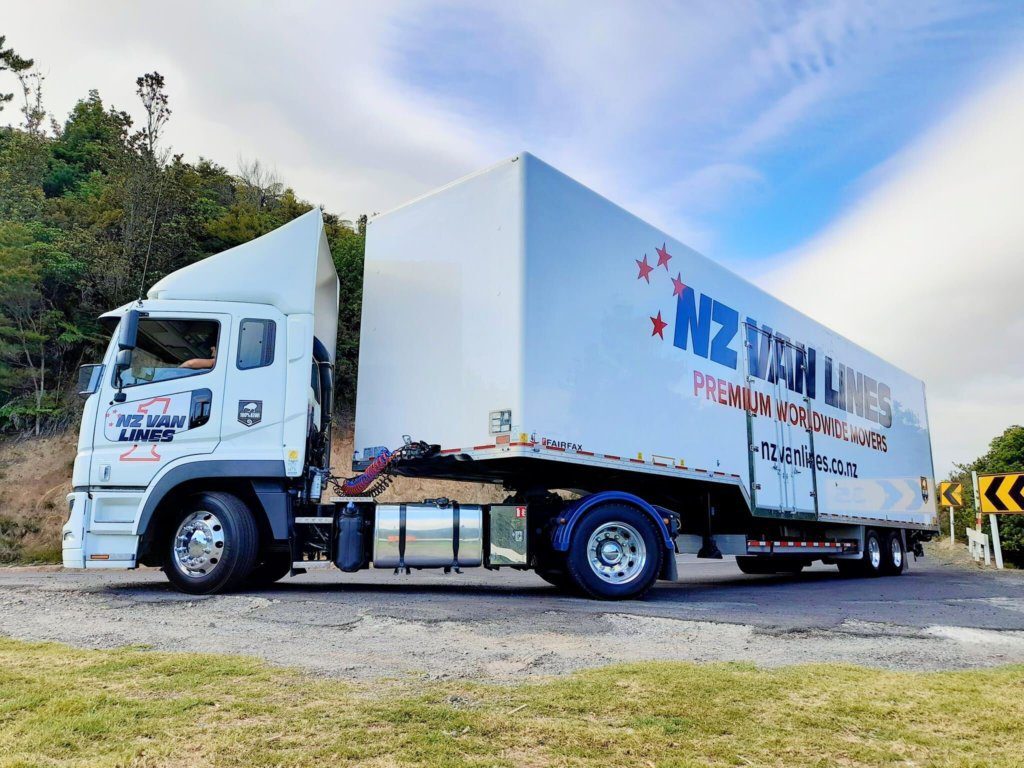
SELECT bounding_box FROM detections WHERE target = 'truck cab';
[62,209,339,592]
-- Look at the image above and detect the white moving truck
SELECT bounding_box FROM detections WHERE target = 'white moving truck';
[63,153,938,599]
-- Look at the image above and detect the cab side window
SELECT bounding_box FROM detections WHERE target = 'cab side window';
[237,319,276,370]
[117,318,220,388]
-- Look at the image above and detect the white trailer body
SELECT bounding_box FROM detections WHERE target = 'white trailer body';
[357,153,937,530]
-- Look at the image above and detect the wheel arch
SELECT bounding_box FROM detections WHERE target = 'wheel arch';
[551,491,676,579]
[136,460,292,566]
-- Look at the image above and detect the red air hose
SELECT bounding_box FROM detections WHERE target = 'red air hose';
[341,448,394,495]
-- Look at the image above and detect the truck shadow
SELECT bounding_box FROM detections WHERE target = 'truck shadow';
[103,566,858,604]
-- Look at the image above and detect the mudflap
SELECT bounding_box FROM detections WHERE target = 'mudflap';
[660,551,678,581]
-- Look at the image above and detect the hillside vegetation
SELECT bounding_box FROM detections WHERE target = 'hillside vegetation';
[0,37,364,437]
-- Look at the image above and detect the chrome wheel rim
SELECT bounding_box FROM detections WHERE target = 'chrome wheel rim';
[173,510,225,578]
[867,536,881,570]
[586,522,646,584]
[890,537,903,569]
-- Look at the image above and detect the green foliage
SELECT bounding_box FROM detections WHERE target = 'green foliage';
[0,48,365,433]
[0,35,33,114]
[944,425,1024,563]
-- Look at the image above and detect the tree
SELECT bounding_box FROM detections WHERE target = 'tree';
[16,68,47,135]
[0,223,64,434]
[0,35,33,114]
[237,157,283,210]
[134,72,170,158]
[946,425,1024,564]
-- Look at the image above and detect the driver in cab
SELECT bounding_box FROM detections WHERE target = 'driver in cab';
[180,343,217,370]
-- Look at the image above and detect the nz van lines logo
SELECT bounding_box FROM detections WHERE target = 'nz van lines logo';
[635,244,894,454]
[103,392,193,462]
[238,400,262,427]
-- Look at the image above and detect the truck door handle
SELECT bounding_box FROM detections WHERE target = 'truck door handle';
[190,388,212,429]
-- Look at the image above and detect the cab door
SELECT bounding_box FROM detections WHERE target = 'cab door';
[90,312,231,489]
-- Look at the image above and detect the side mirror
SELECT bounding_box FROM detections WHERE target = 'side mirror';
[113,349,133,402]
[76,364,105,398]
[118,309,140,351]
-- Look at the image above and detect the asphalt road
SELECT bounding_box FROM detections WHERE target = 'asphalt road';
[2,548,1023,679]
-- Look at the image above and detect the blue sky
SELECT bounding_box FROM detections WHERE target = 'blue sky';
[383,1,1024,264]
[4,0,1024,472]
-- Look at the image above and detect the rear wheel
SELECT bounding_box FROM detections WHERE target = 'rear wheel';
[882,530,906,576]
[862,529,884,577]
[837,529,884,578]
[536,568,574,591]
[565,504,662,600]
[534,553,575,591]
[164,492,258,595]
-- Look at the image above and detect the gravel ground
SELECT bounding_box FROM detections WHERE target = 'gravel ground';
[3,547,1023,681]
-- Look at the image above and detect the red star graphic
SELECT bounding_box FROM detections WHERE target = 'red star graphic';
[656,242,672,270]
[650,311,668,339]
[671,272,686,297]
[635,254,653,283]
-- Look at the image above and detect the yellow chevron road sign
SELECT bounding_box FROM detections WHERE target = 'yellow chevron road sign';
[938,481,962,508]
[979,472,1024,513]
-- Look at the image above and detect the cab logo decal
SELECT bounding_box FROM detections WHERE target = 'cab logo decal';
[238,400,262,427]
[104,392,194,462]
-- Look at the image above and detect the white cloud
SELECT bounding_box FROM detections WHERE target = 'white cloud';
[756,57,1024,476]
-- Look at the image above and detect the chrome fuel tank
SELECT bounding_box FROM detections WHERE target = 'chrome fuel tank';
[373,502,483,568]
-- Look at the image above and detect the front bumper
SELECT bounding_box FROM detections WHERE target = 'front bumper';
[62,492,86,568]
[62,490,140,569]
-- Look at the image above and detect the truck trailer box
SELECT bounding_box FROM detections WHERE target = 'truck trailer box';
[356,153,937,530]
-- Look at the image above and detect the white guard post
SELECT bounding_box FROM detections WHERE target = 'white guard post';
[989,514,1004,569]
[965,527,991,566]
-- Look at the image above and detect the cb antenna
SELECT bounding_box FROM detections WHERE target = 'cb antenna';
[137,169,165,305]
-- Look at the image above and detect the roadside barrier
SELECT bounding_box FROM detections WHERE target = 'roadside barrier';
[965,527,991,566]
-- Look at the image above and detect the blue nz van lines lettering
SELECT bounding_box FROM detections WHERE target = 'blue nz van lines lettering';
[116,413,186,442]
[672,285,894,429]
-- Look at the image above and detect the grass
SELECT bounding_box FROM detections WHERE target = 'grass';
[1,639,1023,767]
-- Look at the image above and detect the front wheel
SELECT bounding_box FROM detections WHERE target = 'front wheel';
[164,492,259,595]
[565,504,663,600]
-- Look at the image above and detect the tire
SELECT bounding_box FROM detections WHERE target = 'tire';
[736,557,806,575]
[536,569,574,590]
[564,504,663,600]
[164,492,259,595]
[881,530,906,576]
[247,550,293,587]
[836,529,885,578]
[535,553,577,592]
[861,528,885,577]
